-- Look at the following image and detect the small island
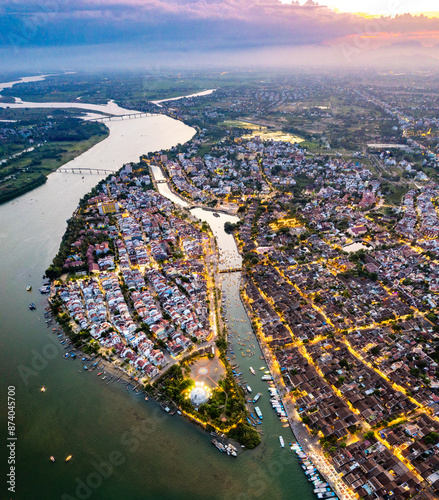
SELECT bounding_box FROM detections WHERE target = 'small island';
[46,161,260,449]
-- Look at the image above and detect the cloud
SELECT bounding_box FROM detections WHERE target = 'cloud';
[1,0,438,69]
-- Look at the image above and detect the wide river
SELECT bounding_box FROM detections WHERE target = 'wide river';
[0,82,314,499]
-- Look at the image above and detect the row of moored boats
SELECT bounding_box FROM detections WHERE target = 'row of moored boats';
[267,385,288,422]
[291,443,338,499]
[211,439,238,456]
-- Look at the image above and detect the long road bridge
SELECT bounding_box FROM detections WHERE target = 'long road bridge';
[57,167,114,175]
[88,112,155,123]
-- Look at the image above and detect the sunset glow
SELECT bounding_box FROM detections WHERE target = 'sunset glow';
[325,0,439,16]
[1,0,439,70]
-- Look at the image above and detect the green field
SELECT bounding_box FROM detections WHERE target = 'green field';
[0,72,246,105]
[0,133,108,204]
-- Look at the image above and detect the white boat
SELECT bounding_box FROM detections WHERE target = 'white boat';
[279,436,285,448]
[254,406,263,419]
[252,393,261,403]
[249,366,255,375]
[317,493,335,499]
[246,385,252,393]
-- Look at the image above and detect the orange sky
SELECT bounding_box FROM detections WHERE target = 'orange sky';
[278,1,439,17]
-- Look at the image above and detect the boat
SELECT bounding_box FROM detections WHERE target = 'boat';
[246,385,252,393]
[65,455,72,462]
[40,386,46,392]
[225,443,238,457]
[317,493,335,499]
[249,366,255,375]
[261,375,272,381]
[26,285,32,292]
[252,393,261,403]
[259,366,265,371]
[279,436,285,448]
[213,213,220,218]
[97,372,102,376]
[50,456,55,462]
[254,406,263,419]
[212,439,226,452]
[29,303,36,310]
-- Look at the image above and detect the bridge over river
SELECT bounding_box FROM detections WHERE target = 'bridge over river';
[88,112,155,123]
[57,167,114,175]
[218,267,242,273]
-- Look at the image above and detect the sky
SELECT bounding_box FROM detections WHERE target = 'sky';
[0,0,438,71]
[321,0,438,16]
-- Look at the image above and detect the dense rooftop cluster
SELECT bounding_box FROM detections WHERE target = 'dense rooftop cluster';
[51,165,212,383]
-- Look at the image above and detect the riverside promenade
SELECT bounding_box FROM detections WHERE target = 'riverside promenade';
[239,283,357,500]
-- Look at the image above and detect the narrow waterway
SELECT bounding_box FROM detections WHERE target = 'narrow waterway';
[151,170,315,500]
[150,165,241,271]
[0,83,314,499]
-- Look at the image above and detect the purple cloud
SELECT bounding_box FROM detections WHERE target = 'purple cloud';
[1,0,439,69]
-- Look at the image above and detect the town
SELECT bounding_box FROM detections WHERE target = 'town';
[40,71,439,500]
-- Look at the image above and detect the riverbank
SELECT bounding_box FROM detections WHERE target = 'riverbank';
[151,89,217,107]
[238,277,356,500]
[0,131,108,204]
[156,160,238,216]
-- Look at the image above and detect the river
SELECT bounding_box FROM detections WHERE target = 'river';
[151,90,216,108]
[0,82,314,499]
[150,168,315,500]
[0,74,56,94]
[0,97,141,116]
